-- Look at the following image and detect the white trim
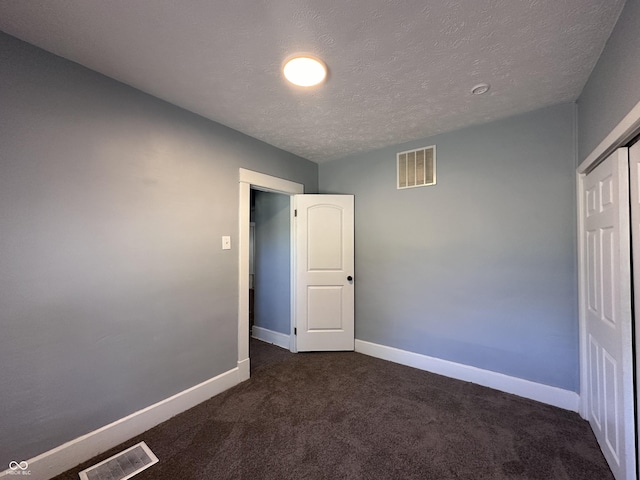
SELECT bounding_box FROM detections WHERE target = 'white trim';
[290,195,298,353]
[0,368,240,480]
[576,171,589,419]
[355,340,580,412]
[252,325,291,349]
[237,358,250,382]
[238,169,304,367]
[238,181,251,370]
[577,99,640,173]
[239,168,304,195]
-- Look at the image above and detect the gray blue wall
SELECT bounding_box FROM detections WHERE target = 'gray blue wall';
[0,32,317,466]
[578,0,640,161]
[320,103,578,391]
[254,191,291,335]
[5,1,638,464]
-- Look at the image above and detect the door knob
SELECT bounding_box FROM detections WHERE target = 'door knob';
[347,276,353,281]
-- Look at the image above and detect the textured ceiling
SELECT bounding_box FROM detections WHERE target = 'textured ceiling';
[0,0,626,163]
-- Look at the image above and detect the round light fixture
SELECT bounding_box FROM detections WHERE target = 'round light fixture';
[283,56,327,87]
[471,83,490,95]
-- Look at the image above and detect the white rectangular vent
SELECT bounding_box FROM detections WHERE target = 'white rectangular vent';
[397,145,436,189]
[79,442,158,480]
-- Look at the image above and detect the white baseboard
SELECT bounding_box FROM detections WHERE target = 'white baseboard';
[1,367,240,480]
[237,358,250,382]
[252,325,290,350]
[355,340,580,412]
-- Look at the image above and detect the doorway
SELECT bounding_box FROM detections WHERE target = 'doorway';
[237,169,356,378]
[237,169,303,381]
[250,189,292,349]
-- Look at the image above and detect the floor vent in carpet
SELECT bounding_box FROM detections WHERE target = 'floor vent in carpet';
[78,441,158,480]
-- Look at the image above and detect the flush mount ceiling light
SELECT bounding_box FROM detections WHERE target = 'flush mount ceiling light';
[471,83,491,95]
[283,56,327,87]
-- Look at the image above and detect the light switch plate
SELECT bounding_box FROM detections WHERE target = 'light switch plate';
[222,236,231,250]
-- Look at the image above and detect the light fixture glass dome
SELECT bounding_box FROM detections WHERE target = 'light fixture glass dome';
[283,56,327,87]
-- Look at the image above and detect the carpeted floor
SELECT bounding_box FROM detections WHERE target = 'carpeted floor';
[52,338,614,480]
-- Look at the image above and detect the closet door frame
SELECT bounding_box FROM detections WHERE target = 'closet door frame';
[577,100,640,479]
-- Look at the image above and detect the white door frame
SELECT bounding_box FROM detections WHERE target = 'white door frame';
[578,100,640,419]
[237,169,303,381]
[578,101,640,175]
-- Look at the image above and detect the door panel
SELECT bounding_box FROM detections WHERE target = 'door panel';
[588,335,602,428]
[581,148,634,480]
[295,195,354,351]
[601,226,616,325]
[308,206,344,270]
[307,286,343,330]
[587,230,599,313]
[603,349,620,463]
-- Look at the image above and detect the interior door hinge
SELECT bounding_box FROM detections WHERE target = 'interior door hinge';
[294,328,297,335]
[294,209,297,217]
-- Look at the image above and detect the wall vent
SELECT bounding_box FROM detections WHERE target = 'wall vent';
[397,145,436,189]
[78,442,158,480]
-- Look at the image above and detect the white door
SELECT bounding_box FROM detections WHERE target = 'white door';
[582,148,635,480]
[295,194,354,351]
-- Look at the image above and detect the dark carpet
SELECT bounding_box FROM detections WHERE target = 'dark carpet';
[52,338,613,480]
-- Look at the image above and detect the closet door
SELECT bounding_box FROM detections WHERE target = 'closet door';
[581,148,635,480]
